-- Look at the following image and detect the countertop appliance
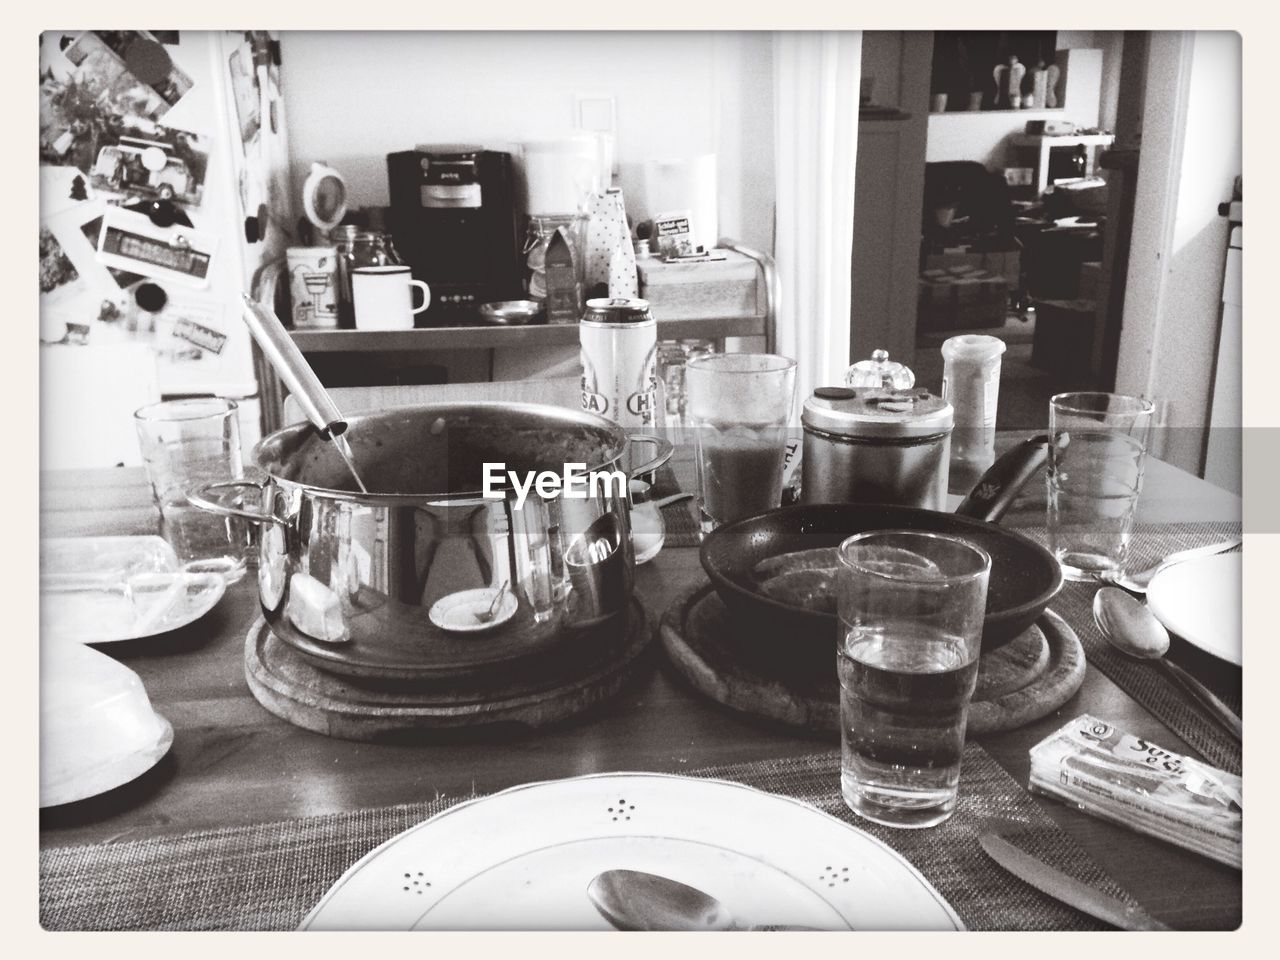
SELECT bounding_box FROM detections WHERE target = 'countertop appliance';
[386,146,523,326]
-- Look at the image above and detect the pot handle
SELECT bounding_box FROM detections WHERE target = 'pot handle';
[953,434,1052,522]
[624,434,674,481]
[187,478,285,528]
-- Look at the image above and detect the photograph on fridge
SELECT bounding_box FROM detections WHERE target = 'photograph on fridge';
[87,121,210,207]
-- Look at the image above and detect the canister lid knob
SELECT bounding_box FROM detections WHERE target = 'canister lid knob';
[845,348,916,390]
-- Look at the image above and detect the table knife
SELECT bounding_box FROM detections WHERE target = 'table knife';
[978,832,1170,931]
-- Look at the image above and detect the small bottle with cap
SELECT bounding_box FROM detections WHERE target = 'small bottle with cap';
[941,334,1007,496]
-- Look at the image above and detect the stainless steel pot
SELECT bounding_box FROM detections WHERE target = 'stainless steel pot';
[191,402,671,680]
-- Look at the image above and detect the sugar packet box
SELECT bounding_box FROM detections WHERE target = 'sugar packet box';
[1028,714,1241,869]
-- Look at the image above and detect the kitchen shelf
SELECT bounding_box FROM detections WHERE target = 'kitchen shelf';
[288,313,767,353]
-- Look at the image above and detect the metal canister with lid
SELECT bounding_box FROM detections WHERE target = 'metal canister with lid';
[580,297,659,429]
[800,386,953,509]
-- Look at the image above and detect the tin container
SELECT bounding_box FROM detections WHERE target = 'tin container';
[580,297,659,429]
[800,386,953,509]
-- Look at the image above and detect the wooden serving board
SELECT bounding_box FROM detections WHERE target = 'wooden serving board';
[660,582,1084,736]
[245,600,653,741]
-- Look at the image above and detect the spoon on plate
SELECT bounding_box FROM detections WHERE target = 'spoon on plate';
[476,581,508,624]
[1092,587,1241,739]
[587,869,821,931]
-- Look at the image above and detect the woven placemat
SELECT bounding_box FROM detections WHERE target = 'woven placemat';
[41,744,1142,931]
[651,464,700,547]
[1022,522,1242,774]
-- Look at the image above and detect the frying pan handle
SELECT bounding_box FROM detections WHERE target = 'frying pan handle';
[954,434,1051,522]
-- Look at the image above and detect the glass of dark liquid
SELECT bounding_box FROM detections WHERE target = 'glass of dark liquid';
[685,353,797,535]
[836,531,991,828]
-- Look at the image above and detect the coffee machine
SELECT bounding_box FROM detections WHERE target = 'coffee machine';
[386,146,523,326]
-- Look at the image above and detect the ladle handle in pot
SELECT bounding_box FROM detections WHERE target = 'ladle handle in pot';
[954,434,1051,522]
[241,294,347,437]
[625,434,674,481]
[188,478,285,527]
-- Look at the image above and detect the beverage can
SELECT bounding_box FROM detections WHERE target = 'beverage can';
[580,297,659,428]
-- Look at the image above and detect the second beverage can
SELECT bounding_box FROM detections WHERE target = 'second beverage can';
[579,297,659,429]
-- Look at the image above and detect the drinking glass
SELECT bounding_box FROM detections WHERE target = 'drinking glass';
[134,399,253,583]
[685,353,797,535]
[1047,392,1155,582]
[836,530,991,829]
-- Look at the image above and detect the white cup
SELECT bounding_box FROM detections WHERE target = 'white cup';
[351,266,431,331]
[286,246,339,329]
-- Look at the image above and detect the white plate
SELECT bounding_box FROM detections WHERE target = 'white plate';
[428,587,517,634]
[1146,552,1242,666]
[40,640,174,807]
[41,570,226,645]
[302,772,962,931]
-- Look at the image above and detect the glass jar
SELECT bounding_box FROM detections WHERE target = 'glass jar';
[524,215,587,300]
[656,339,715,430]
[333,228,401,328]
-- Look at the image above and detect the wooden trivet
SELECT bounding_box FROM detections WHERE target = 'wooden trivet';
[245,600,653,741]
[659,582,1085,736]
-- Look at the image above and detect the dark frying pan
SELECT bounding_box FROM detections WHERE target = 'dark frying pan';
[699,436,1062,655]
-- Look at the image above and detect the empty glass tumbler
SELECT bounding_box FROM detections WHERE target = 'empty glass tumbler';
[1046,392,1155,582]
[134,398,254,583]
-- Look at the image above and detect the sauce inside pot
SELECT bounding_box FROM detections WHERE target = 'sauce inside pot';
[257,405,623,496]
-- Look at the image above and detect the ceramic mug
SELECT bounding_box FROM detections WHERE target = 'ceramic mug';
[286,246,339,329]
[351,265,431,331]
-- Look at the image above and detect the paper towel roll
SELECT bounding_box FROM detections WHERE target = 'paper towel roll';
[523,136,601,216]
[644,154,718,251]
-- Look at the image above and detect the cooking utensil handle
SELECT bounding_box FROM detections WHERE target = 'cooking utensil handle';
[1159,658,1243,740]
[954,434,1050,521]
[241,294,346,437]
[187,479,284,528]
[626,434,674,480]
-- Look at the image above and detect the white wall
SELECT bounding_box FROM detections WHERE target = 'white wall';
[1117,31,1241,476]
[925,35,1116,167]
[277,31,775,254]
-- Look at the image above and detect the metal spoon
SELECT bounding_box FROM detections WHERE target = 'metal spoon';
[653,492,694,509]
[1104,539,1241,594]
[587,869,820,932]
[476,580,508,624]
[1093,587,1241,739]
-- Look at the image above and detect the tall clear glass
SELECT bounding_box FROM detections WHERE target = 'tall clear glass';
[837,530,991,829]
[685,353,797,535]
[1047,392,1155,582]
[134,399,252,583]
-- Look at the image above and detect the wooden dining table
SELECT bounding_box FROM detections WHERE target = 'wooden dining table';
[38,437,1244,929]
